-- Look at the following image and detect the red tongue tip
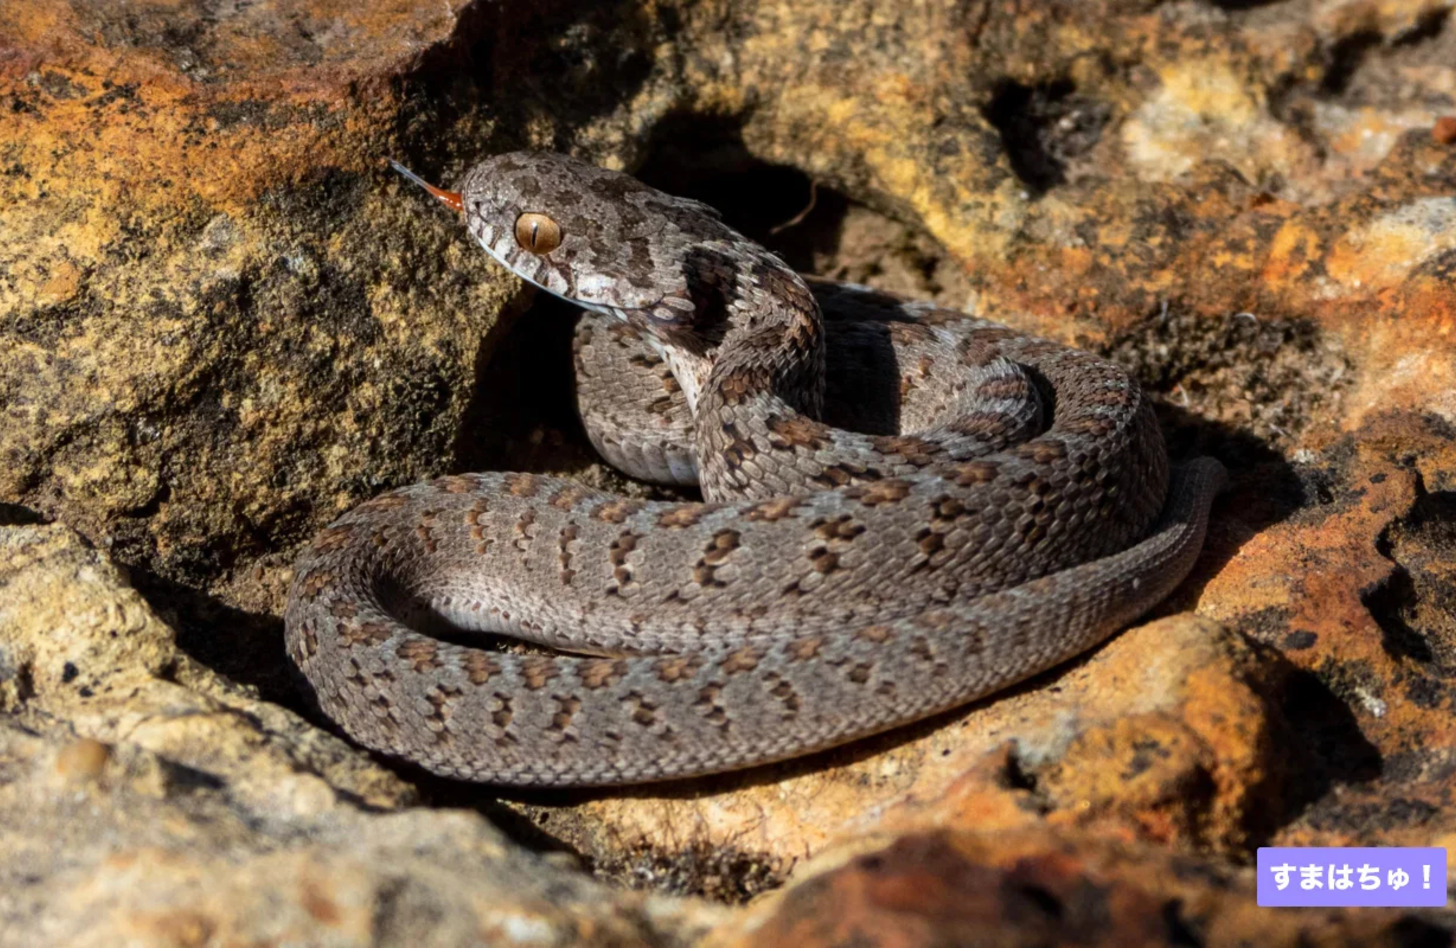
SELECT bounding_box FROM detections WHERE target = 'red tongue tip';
[426,183,464,215]
[388,158,464,215]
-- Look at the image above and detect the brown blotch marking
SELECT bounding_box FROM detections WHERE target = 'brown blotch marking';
[468,500,493,554]
[720,645,764,675]
[300,570,337,600]
[464,652,501,685]
[558,523,579,585]
[1015,339,1066,360]
[847,662,875,684]
[396,638,442,672]
[694,682,730,730]
[811,463,869,489]
[491,693,513,731]
[590,498,645,524]
[719,422,758,470]
[512,508,536,550]
[503,472,543,497]
[870,435,941,467]
[785,305,821,350]
[807,513,866,574]
[299,623,319,658]
[657,505,711,529]
[581,657,629,690]
[952,460,1001,486]
[312,525,355,552]
[338,620,392,648]
[856,624,894,644]
[768,678,801,715]
[930,495,967,524]
[975,375,1031,401]
[433,474,480,494]
[1083,383,1133,408]
[1060,414,1114,437]
[958,335,1004,367]
[786,635,825,662]
[765,413,828,450]
[654,654,705,683]
[910,636,936,663]
[948,410,1018,436]
[342,658,367,689]
[624,690,661,728]
[426,683,462,728]
[328,598,358,620]
[703,529,741,564]
[548,485,592,510]
[813,514,866,542]
[415,522,439,554]
[888,320,935,346]
[608,530,642,588]
[359,492,409,512]
[809,548,840,574]
[550,696,582,740]
[717,363,772,405]
[1015,438,1069,464]
[521,656,560,691]
[370,528,389,549]
[849,479,913,506]
[745,496,802,522]
[917,528,945,557]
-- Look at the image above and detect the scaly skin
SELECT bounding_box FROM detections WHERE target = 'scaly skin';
[284,152,1225,786]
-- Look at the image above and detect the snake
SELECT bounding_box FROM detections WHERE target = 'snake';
[282,151,1226,787]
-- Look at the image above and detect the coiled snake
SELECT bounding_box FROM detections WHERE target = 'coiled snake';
[283,151,1226,787]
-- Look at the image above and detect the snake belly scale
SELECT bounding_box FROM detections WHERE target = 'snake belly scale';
[283,151,1226,787]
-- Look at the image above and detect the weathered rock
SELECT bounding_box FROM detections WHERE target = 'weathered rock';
[5,0,1456,943]
[704,827,1451,948]
[0,523,724,945]
[0,1,519,594]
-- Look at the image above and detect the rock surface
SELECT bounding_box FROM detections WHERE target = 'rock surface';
[4,0,1456,944]
[0,523,724,946]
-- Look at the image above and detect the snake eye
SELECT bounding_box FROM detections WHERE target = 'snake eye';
[514,212,562,254]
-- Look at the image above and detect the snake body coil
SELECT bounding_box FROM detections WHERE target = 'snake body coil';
[284,152,1225,787]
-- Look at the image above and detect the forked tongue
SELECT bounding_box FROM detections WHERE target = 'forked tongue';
[388,159,464,214]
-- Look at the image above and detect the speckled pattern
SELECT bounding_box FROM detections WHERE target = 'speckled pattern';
[284,152,1225,786]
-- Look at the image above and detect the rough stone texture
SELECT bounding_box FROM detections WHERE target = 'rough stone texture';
[0,1,519,597]
[5,0,1456,943]
[704,828,1452,947]
[0,523,723,945]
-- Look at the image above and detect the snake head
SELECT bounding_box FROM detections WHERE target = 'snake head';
[394,151,804,362]
[451,152,714,316]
